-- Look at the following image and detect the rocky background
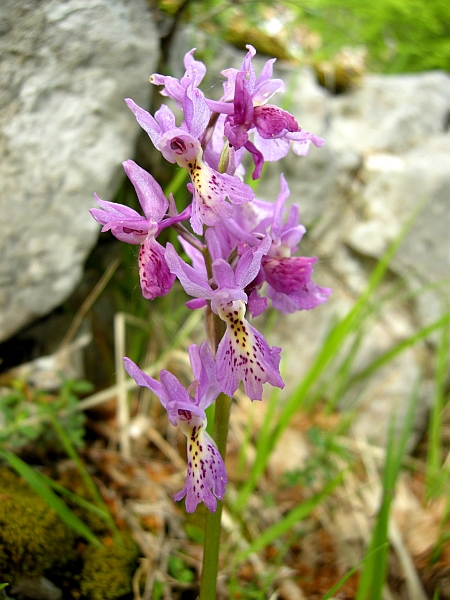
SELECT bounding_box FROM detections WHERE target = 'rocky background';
[1,4,449,446]
[0,0,158,341]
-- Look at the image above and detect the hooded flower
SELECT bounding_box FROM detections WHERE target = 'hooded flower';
[90,160,188,300]
[260,175,332,313]
[165,237,284,400]
[217,174,331,314]
[125,90,254,235]
[123,343,226,513]
[207,45,325,178]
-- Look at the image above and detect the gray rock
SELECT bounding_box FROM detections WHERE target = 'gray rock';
[256,66,450,445]
[10,576,62,600]
[0,0,158,342]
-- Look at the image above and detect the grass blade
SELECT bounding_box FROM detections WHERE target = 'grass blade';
[39,471,111,520]
[46,409,121,540]
[349,313,450,385]
[321,544,388,600]
[235,473,343,562]
[356,381,418,600]
[426,311,450,498]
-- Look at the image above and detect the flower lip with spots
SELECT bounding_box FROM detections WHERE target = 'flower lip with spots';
[215,299,284,401]
[123,343,226,513]
[165,237,284,400]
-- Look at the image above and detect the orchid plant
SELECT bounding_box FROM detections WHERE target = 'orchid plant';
[90,45,331,599]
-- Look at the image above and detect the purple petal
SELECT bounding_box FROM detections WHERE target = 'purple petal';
[212,259,235,290]
[253,105,299,139]
[219,216,256,248]
[247,288,268,318]
[253,77,285,103]
[253,133,290,162]
[89,208,148,240]
[109,220,151,244]
[263,256,316,294]
[179,237,207,277]
[285,130,325,149]
[220,67,239,101]
[225,72,254,149]
[139,238,175,300]
[234,236,271,289]
[159,370,204,425]
[92,196,141,218]
[269,174,290,245]
[125,98,162,148]
[191,342,220,411]
[150,74,185,105]
[182,85,210,139]
[122,160,169,222]
[154,104,177,133]
[263,256,332,313]
[292,140,311,156]
[186,298,207,310]
[123,357,166,407]
[253,56,285,103]
[205,227,226,262]
[244,140,264,179]
[165,243,212,299]
[267,282,332,313]
[90,195,150,243]
[182,49,207,89]
[279,208,306,253]
[240,45,257,91]
[205,99,235,115]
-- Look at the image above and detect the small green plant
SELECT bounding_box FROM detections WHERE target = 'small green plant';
[0,377,90,450]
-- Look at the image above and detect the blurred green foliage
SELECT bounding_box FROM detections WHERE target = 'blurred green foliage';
[0,378,89,451]
[157,0,450,73]
[301,0,450,72]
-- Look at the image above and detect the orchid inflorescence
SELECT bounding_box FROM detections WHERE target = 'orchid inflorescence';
[90,45,331,514]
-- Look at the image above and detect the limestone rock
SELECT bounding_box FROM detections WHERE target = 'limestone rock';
[0,0,158,342]
[256,66,450,445]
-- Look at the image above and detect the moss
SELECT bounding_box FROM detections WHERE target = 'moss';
[80,534,139,600]
[0,467,75,583]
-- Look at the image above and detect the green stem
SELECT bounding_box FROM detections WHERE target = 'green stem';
[199,392,232,600]
[199,313,231,600]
